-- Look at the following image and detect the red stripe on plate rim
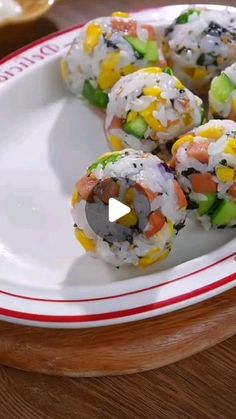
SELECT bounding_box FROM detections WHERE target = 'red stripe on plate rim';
[1,252,235,303]
[0,274,235,322]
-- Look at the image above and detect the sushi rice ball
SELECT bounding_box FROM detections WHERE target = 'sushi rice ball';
[105,67,203,154]
[170,120,236,229]
[71,149,187,268]
[209,63,236,120]
[61,11,166,108]
[163,7,236,94]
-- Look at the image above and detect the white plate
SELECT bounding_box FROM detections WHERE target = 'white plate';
[0,5,235,328]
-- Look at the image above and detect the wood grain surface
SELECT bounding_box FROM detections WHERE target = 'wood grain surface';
[0,0,235,417]
[0,288,236,378]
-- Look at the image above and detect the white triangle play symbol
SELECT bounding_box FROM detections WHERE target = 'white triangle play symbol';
[108,198,131,223]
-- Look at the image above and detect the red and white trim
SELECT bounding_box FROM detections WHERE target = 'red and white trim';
[0,5,235,328]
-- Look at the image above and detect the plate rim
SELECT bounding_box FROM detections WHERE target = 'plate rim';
[0,4,236,327]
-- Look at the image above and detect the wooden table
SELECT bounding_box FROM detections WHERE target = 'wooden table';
[0,0,235,417]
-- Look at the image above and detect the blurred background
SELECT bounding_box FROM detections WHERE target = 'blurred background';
[0,0,231,58]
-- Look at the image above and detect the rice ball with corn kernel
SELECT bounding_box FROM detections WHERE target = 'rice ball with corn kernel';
[209,63,236,120]
[105,67,203,156]
[71,149,187,268]
[60,12,166,109]
[170,120,236,229]
[163,7,236,95]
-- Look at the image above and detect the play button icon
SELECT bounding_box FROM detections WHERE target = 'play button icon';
[84,176,151,243]
[108,198,130,223]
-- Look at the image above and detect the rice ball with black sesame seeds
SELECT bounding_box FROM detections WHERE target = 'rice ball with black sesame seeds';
[170,120,236,229]
[71,149,187,268]
[105,67,203,156]
[163,7,236,95]
[61,12,166,109]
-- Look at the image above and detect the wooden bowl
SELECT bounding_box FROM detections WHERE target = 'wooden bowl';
[0,0,57,26]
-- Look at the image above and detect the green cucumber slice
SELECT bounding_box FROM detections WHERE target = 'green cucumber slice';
[123,116,148,139]
[197,193,217,216]
[145,40,159,62]
[176,9,200,24]
[88,153,122,173]
[82,80,109,108]
[124,36,147,55]
[211,200,236,226]
[163,67,174,76]
[211,73,235,104]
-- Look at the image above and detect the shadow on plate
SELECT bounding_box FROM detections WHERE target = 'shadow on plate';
[64,254,138,286]
[48,98,106,196]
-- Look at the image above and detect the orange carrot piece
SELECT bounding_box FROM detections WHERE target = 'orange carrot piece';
[109,116,122,129]
[187,140,209,164]
[145,210,165,238]
[93,178,120,204]
[141,24,156,40]
[169,155,178,169]
[228,109,236,122]
[111,19,137,36]
[228,183,236,198]
[76,175,98,201]
[135,183,158,202]
[191,173,217,194]
[174,181,187,209]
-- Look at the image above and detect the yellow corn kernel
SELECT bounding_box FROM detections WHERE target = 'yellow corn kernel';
[121,64,139,75]
[171,135,194,154]
[167,220,174,237]
[184,66,195,77]
[112,11,129,18]
[98,70,120,90]
[102,52,121,70]
[224,138,236,156]
[199,126,224,140]
[175,79,185,90]
[183,113,193,126]
[138,247,171,269]
[143,86,162,97]
[193,67,208,81]
[60,58,69,81]
[143,114,166,132]
[75,229,96,252]
[216,166,235,183]
[108,135,123,151]
[138,67,162,74]
[71,189,80,208]
[127,111,138,122]
[118,211,138,227]
[139,102,166,132]
[217,56,224,66]
[138,247,161,268]
[162,42,170,54]
[124,188,135,205]
[232,99,236,115]
[84,23,102,54]
[140,102,157,116]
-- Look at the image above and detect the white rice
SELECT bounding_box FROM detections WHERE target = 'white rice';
[62,15,166,97]
[72,149,187,267]
[164,7,236,94]
[173,120,236,228]
[105,69,203,154]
